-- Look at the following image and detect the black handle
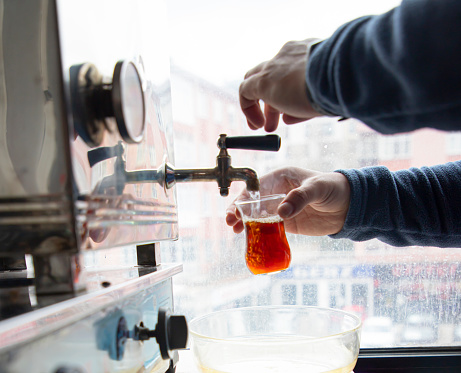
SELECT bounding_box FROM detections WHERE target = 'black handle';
[156,308,188,360]
[224,135,281,151]
[134,308,188,360]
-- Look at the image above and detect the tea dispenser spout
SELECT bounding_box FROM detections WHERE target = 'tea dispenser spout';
[164,134,281,196]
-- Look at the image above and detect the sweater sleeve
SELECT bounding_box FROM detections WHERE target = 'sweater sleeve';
[331,161,461,247]
[306,0,461,134]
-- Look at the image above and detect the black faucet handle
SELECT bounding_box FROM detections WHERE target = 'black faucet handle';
[221,134,281,152]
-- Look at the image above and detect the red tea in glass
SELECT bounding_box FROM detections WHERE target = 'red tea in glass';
[244,216,291,275]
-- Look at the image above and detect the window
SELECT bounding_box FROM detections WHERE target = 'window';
[281,284,297,305]
[302,284,318,306]
[352,284,368,309]
[166,0,461,372]
[378,134,411,160]
[170,74,194,126]
[196,89,208,119]
[227,105,236,128]
[174,138,197,168]
[212,98,223,123]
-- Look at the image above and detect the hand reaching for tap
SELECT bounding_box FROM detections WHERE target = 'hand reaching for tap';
[239,39,323,132]
[226,167,351,236]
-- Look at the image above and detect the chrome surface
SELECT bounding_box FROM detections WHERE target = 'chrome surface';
[0,264,181,373]
[0,0,75,257]
[59,0,179,252]
[0,0,178,261]
[0,0,184,371]
[0,0,70,198]
[0,262,182,351]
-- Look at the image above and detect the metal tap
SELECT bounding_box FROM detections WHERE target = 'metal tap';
[163,134,281,196]
[90,134,281,197]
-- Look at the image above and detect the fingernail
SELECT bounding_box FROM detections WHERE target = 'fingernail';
[279,202,293,218]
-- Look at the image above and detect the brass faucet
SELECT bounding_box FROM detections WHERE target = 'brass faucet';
[162,134,280,196]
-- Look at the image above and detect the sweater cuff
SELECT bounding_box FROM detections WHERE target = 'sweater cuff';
[329,169,366,240]
[306,41,348,119]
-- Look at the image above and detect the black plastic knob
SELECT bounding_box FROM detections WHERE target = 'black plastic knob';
[167,314,189,350]
[134,308,188,360]
[223,134,281,151]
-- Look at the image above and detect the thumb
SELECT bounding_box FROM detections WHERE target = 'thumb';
[278,182,319,219]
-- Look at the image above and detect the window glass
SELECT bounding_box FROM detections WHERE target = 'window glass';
[196,88,208,120]
[170,73,195,126]
[302,284,318,306]
[212,98,223,124]
[165,0,461,358]
[281,284,297,305]
[378,134,411,160]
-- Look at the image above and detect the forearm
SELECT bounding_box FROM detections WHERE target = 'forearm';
[331,161,461,247]
[306,0,461,134]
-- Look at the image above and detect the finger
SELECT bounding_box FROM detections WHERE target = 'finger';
[244,61,266,79]
[247,119,260,131]
[226,191,248,226]
[226,206,244,233]
[239,81,265,128]
[278,182,320,219]
[225,207,240,226]
[264,104,280,132]
[233,220,244,234]
[241,101,265,129]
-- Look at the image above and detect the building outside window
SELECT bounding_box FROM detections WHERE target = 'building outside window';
[303,284,318,306]
[378,134,411,161]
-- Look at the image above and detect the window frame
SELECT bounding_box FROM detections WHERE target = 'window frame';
[356,347,461,372]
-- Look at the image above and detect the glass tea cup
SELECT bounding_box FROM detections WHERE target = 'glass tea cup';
[235,194,291,275]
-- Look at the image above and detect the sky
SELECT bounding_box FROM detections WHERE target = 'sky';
[167,0,401,86]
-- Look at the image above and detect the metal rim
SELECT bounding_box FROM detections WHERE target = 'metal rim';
[235,193,287,206]
[112,60,146,144]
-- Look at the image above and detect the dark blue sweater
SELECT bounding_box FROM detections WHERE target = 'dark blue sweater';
[305,0,461,247]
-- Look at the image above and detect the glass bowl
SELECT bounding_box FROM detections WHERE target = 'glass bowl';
[189,306,361,373]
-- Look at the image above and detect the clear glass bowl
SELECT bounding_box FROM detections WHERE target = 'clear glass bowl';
[189,306,362,373]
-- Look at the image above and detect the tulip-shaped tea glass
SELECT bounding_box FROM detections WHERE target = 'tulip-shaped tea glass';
[236,194,291,275]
